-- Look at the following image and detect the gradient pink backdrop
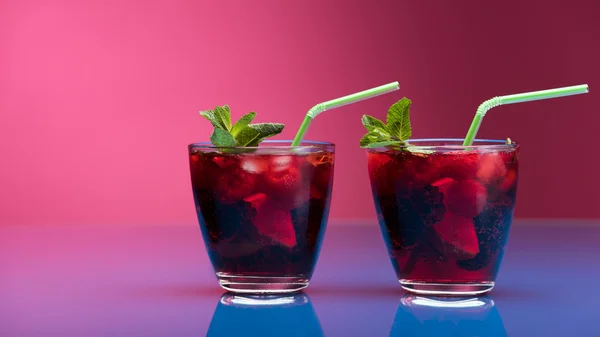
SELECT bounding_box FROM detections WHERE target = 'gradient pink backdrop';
[0,0,598,227]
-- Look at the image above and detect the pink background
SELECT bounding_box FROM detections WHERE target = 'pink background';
[0,0,598,227]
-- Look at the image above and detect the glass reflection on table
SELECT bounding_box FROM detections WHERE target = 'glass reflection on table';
[390,294,507,337]
[207,293,324,337]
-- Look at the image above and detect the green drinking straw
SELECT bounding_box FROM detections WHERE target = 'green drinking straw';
[291,81,400,146]
[463,84,589,146]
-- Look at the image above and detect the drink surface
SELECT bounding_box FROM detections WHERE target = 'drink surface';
[189,149,334,279]
[368,147,518,283]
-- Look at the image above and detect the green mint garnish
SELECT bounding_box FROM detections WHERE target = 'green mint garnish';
[200,105,284,147]
[360,98,412,148]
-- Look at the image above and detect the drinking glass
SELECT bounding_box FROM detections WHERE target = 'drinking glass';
[367,139,519,295]
[189,140,335,293]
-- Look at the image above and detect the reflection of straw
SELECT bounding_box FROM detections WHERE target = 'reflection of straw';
[463,84,589,146]
[291,82,400,146]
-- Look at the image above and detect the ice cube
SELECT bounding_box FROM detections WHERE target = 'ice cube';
[368,153,403,196]
[212,155,240,169]
[265,165,302,197]
[406,153,440,185]
[270,155,295,171]
[367,152,393,173]
[190,154,219,190]
[432,212,480,260]
[241,157,268,174]
[476,153,507,183]
[307,153,334,167]
[440,152,478,181]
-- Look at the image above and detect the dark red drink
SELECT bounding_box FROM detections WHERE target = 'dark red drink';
[189,141,335,293]
[367,139,519,295]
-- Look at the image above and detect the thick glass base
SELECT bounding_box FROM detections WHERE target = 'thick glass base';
[216,273,309,294]
[400,280,494,296]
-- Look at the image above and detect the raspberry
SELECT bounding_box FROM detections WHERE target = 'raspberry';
[251,198,297,249]
[445,180,487,217]
[432,212,480,260]
[215,167,257,202]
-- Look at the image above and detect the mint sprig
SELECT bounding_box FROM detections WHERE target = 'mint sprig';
[360,98,412,148]
[200,105,284,147]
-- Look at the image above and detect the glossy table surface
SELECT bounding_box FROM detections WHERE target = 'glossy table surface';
[2,221,599,336]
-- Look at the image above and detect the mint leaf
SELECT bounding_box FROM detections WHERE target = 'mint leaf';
[369,127,392,140]
[246,123,284,147]
[213,105,232,131]
[360,130,388,147]
[361,115,389,133]
[359,97,413,148]
[234,126,261,146]
[386,98,412,140]
[200,105,285,147]
[231,112,257,137]
[210,127,235,146]
[249,123,284,139]
[359,133,377,147]
[200,109,224,130]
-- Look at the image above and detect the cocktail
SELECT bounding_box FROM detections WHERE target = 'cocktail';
[360,85,588,295]
[190,140,334,293]
[368,139,518,294]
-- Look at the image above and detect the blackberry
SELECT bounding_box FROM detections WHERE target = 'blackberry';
[376,185,445,250]
[377,195,426,249]
[410,184,446,226]
[473,197,513,254]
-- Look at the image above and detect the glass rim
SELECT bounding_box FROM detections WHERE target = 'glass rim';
[188,139,335,150]
[366,138,519,152]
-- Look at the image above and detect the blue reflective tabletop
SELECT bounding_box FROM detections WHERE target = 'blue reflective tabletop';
[1,222,599,336]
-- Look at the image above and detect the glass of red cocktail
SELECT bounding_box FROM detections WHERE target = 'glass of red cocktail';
[189,140,334,293]
[367,139,519,295]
